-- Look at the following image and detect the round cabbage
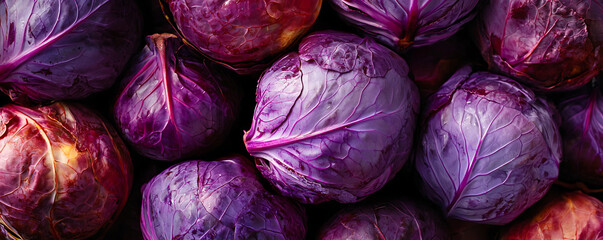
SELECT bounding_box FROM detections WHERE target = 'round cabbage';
[0,0,142,104]
[329,0,479,51]
[558,80,603,185]
[500,190,603,240]
[475,0,602,92]
[163,0,322,73]
[415,66,561,225]
[0,102,132,239]
[114,33,239,161]
[244,31,420,204]
[318,197,450,239]
[140,155,306,240]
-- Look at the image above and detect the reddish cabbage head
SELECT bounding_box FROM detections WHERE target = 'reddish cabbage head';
[244,31,420,204]
[476,0,602,92]
[500,191,603,240]
[0,0,142,104]
[558,80,603,185]
[114,33,239,161]
[415,66,561,225]
[329,0,479,51]
[163,0,322,73]
[0,103,132,239]
[140,155,306,240]
[318,197,450,239]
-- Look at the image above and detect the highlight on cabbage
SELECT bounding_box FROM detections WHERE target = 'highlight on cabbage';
[114,33,239,161]
[415,66,561,225]
[329,0,479,51]
[0,0,142,104]
[318,197,450,239]
[0,102,132,240]
[162,0,322,73]
[500,190,603,240]
[140,155,306,240]
[557,80,603,185]
[244,31,420,204]
[475,0,602,92]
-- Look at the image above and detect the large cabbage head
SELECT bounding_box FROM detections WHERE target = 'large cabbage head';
[415,66,561,225]
[500,190,603,240]
[318,197,450,239]
[244,31,420,204]
[476,0,602,92]
[0,102,133,239]
[163,0,322,73]
[114,33,239,161]
[140,155,306,240]
[558,80,603,185]
[329,0,479,51]
[0,0,142,104]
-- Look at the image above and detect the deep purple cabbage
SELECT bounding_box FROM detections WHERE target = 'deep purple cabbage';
[500,190,603,240]
[114,33,239,161]
[163,0,322,73]
[0,0,142,104]
[244,31,420,204]
[318,197,450,240]
[415,66,561,225]
[0,102,132,239]
[329,0,479,51]
[476,0,602,92]
[558,80,603,185]
[140,155,306,240]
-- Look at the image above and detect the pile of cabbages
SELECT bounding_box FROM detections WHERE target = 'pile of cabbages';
[0,0,601,239]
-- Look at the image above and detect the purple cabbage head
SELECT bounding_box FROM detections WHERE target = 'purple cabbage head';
[140,155,306,240]
[0,102,133,239]
[164,0,322,73]
[475,0,602,92]
[0,0,142,104]
[318,197,450,240]
[558,80,603,185]
[244,31,420,204]
[500,190,603,240]
[329,0,479,51]
[114,33,239,161]
[415,66,561,225]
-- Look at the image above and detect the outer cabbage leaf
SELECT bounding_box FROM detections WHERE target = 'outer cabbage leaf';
[475,0,602,92]
[244,31,420,204]
[140,155,306,240]
[329,0,479,51]
[500,191,603,240]
[0,0,142,104]
[114,33,239,161]
[318,197,450,240]
[416,66,561,225]
[0,102,133,240]
[558,81,603,185]
[164,0,322,74]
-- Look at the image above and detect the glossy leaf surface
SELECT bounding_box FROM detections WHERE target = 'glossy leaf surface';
[244,31,420,204]
[140,155,306,240]
[416,67,561,225]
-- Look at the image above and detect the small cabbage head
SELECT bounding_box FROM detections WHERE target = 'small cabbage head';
[500,190,603,240]
[114,33,239,161]
[0,0,142,104]
[328,0,479,51]
[558,80,603,185]
[475,0,602,92]
[318,197,450,240]
[415,66,561,225]
[140,155,306,240]
[244,31,420,204]
[0,102,133,240]
[163,0,322,73]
